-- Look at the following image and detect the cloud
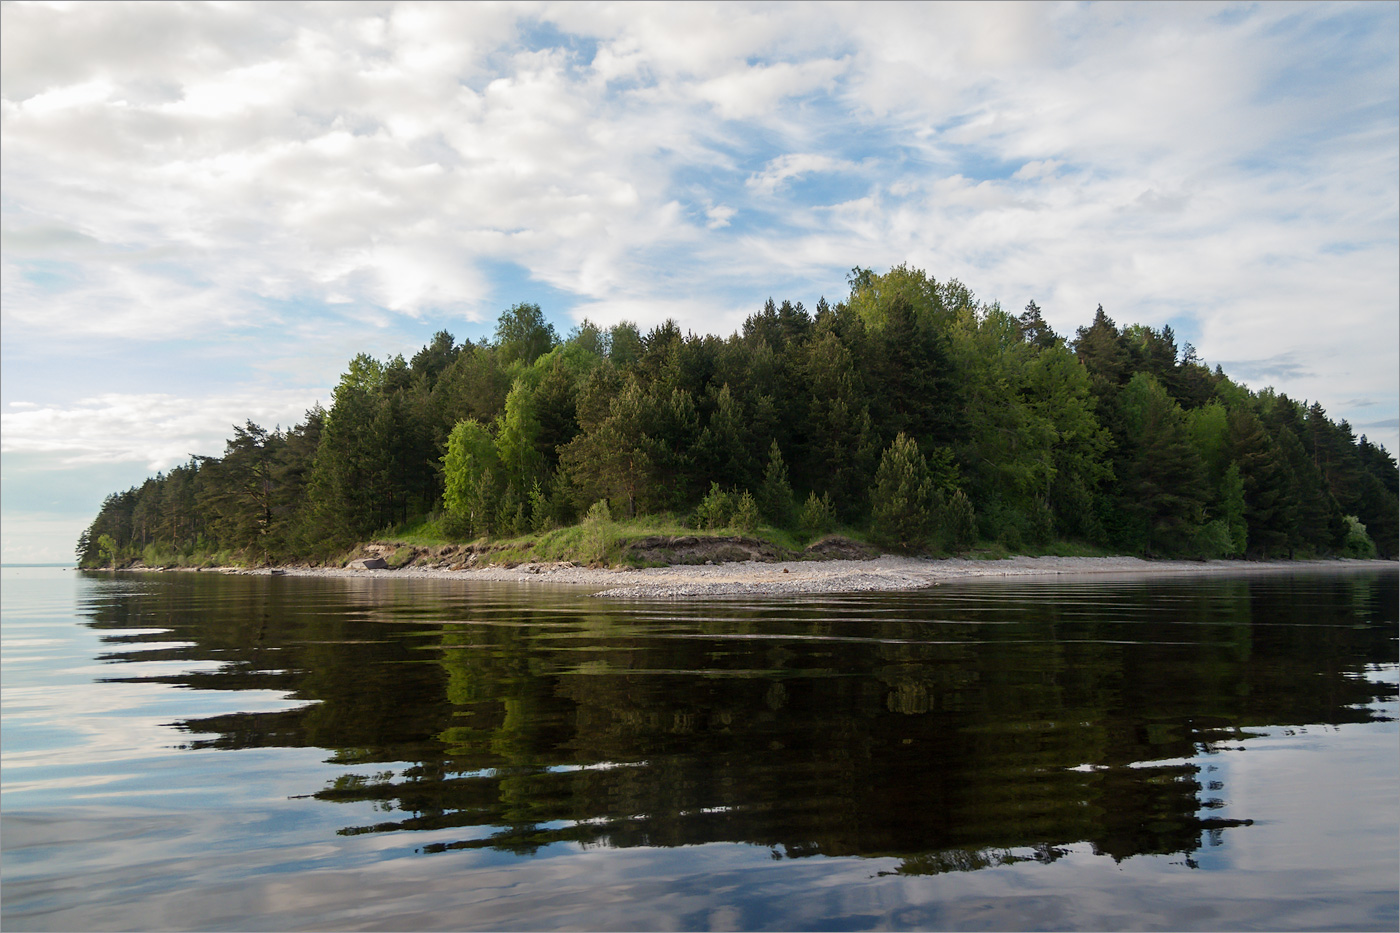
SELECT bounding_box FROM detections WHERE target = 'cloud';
[704,203,737,230]
[696,58,848,120]
[746,154,859,197]
[0,391,325,470]
[0,0,1395,471]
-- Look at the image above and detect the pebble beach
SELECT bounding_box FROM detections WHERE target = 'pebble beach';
[242,554,1393,598]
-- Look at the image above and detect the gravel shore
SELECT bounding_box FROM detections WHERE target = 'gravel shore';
[249,555,1393,598]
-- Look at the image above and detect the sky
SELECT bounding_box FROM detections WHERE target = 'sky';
[2,0,1397,564]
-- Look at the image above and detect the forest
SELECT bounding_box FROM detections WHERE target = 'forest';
[76,265,1399,567]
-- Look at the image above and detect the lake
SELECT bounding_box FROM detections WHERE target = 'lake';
[2,564,1396,931]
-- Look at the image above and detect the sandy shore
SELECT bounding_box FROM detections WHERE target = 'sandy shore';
[247,555,1394,598]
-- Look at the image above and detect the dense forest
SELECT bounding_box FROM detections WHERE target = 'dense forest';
[77,265,1399,567]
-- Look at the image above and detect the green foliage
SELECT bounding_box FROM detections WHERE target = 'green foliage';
[495,302,557,369]
[581,499,616,565]
[1343,516,1378,559]
[871,433,935,551]
[1029,498,1055,547]
[498,484,527,538]
[558,377,664,519]
[798,491,836,539]
[1113,372,1209,556]
[943,490,977,549]
[495,379,545,491]
[732,491,761,533]
[757,440,797,528]
[1187,401,1231,479]
[1221,463,1248,556]
[442,418,500,537]
[693,483,734,530]
[528,481,551,533]
[76,265,1399,566]
[1228,406,1292,557]
[1190,519,1235,559]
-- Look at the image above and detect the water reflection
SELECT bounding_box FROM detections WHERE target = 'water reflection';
[78,569,1397,877]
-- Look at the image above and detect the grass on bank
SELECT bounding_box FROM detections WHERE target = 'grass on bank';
[84,509,1131,571]
[362,506,1114,569]
[389,510,828,568]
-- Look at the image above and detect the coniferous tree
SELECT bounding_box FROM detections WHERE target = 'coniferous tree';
[307,361,390,545]
[1227,406,1293,557]
[1074,305,1132,393]
[871,433,935,551]
[757,440,797,528]
[409,330,459,389]
[943,489,977,549]
[1114,373,1209,555]
[1018,299,1057,349]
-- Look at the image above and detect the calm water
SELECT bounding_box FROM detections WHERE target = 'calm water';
[2,565,1396,932]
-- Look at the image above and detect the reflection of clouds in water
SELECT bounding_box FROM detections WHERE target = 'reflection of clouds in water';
[1212,717,1400,875]
[6,569,1396,931]
[3,589,310,805]
[1,674,313,803]
[6,825,1397,932]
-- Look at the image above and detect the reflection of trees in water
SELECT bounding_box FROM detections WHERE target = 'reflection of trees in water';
[80,571,1396,873]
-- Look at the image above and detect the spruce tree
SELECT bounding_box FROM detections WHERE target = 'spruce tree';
[871,433,934,551]
[757,440,796,528]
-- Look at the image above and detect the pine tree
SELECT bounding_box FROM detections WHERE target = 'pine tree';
[1018,299,1058,349]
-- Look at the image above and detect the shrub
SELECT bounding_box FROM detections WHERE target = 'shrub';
[943,490,977,549]
[582,499,615,564]
[732,491,760,533]
[799,491,836,539]
[1343,515,1378,559]
[1191,519,1234,559]
[693,482,733,530]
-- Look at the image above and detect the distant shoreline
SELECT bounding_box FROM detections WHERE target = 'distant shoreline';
[99,554,1397,599]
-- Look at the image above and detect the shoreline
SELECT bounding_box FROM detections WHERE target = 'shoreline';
[189,554,1395,598]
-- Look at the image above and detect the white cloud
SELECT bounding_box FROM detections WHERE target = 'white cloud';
[0,391,326,471]
[705,204,737,230]
[0,0,1395,476]
[746,153,859,196]
[696,58,848,120]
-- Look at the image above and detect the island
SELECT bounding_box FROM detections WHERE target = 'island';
[76,266,1399,575]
